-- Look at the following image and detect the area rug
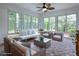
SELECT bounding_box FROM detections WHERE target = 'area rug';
[30,37,76,56]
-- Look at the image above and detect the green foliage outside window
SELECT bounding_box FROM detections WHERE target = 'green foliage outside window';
[44,14,76,37]
[8,11,16,33]
[58,16,66,32]
[58,14,76,37]
[44,18,49,30]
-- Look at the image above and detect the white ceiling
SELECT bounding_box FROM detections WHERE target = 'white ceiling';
[6,3,79,13]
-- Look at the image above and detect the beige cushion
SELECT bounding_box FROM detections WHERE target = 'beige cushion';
[53,35,61,38]
[43,33,49,36]
[7,34,20,38]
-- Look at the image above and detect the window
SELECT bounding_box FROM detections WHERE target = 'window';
[8,11,39,33]
[24,15,31,29]
[23,15,38,30]
[24,15,28,29]
[32,17,38,30]
[36,17,38,30]
[44,17,55,31]
[8,11,16,33]
[57,14,76,37]
[66,14,76,37]
[49,17,55,31]
[58,16,66,32]
[44,18,49,31]
[44,14,76,37]
[28,16,31,29]
[32,17,36,29]
[8,11,20,33]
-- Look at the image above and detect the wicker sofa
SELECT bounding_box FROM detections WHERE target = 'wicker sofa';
[4,37,27,56]
[4,33,39,56]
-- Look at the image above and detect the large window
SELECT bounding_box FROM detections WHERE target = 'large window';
[32,17,36,29]
[8,11,21,33]
[31,17,38,30]
[24,15,38,30]
[28,16,31,29]
[24,15,32,29]
[36,17,38,30]
[57,14,76,37]
[8,11,39,33]
[44,17,55,31]
[49,17,55,31]
[44,18,49,30]
[66,14,76,37]
[58,16,66,32]
[8,11,16,33]
[44,14,76,37]
[24,15,28,29]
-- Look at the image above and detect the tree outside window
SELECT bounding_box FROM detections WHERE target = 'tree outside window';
[8,11,16,33]
[49,17,55,31]
[44,18,49,31]
[67,14,76,37]
[58,16,66,32]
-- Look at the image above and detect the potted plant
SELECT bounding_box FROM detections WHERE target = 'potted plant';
[40,36,44,42]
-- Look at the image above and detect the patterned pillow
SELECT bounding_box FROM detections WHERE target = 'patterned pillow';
[20,31,27,36]
[20,30,28,36]
[27,30,30,35]
[32,30,35,34]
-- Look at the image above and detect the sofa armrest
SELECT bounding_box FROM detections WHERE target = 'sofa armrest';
[10,42,27,56]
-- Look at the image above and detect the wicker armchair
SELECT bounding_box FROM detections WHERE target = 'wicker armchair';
[52,32,63,41]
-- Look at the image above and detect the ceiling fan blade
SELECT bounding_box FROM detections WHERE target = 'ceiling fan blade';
[36,7,42,8]
[47,7,55,10]
[37,8,42,11]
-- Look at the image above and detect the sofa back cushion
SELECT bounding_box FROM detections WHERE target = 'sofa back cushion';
[20,30,28,36]
[20,29,38,36]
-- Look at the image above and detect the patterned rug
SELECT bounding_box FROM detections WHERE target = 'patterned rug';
[30,37,76,56]
[46,37,76,56]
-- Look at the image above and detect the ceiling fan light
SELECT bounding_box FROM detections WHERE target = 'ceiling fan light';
[42,8,47,12]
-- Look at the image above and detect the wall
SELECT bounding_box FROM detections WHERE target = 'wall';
[0,4,38,44]
[0,6,8,44]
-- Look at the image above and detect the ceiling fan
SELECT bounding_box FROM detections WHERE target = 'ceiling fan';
[37,3,55,12]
